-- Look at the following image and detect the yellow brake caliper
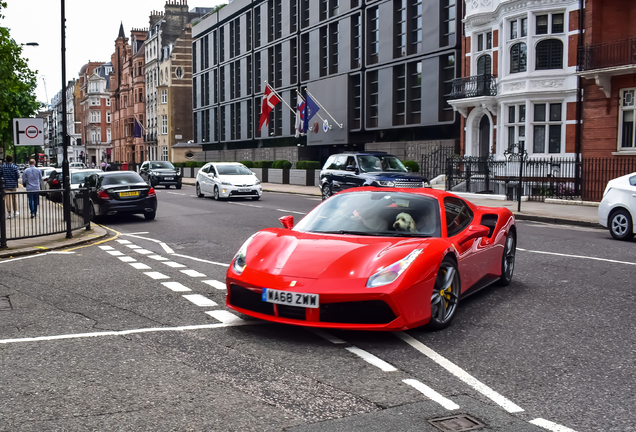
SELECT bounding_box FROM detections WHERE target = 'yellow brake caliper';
[439,269,451,309]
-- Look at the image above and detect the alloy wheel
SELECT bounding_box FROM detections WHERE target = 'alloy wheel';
[499,232,516,285]
[196,183,203,198]
[214,186,220,200]
[428,260,460,329]
[612,213,628,237]
[322,184,331,200]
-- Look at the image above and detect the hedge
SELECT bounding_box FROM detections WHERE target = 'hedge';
[403,160,420,173]
[272,160,292,169]
[241,161,255,168]
[295,160,321,169]
[253,161,274,168]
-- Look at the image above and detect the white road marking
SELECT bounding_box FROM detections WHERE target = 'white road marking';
[48,251,76,254]
[118,256,136,263]
[144,271,170,280]
[0,254,56,264]
[130,263,151,270]
[161,282,192,292]
[167,192,186,196]
[183,294,218,307]
[311,329,347,344]
[206,310,245,324]
[202,280,227,290]
[517,248,636,266]
[134,249,153,255]
[228,202,263,208]
[0,321,256,345]
[529,418,578,432]
[395,333,524,413]
[107,251,124,256]
[122,233,160,243]
[148,255,168,261]
[276,209,307,215]
[125,244,142,249]
[162,261,186,268]
[99,245,114,250]
[345,346,397,372]
[116,239,131,244]
[170,253,229,268]
[403,379,460,410]
[181,269,206,277]
[160,242,175,254]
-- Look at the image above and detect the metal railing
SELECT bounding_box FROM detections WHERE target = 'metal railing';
[450,74,497,99]
[581,157,636,202]
[420,144,457,181]
[0,187,91,248]
[578,37,636,71]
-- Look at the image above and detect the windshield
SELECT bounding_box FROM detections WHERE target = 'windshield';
[150,162,175,170]
[294,191,441,237]
[358,155,409,173]
[71,170,102,184]
[101,173,145,185]
[216,165,253,175]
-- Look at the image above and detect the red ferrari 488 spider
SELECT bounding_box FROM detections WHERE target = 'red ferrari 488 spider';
[226,187,516,330]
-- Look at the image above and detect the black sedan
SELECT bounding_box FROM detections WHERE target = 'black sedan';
[76,172,157,221]
[139,161,182,189]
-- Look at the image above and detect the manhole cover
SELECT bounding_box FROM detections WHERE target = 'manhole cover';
[0,296,12,311]
[428,414,485,432]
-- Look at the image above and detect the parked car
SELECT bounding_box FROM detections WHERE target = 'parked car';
[226,187,516,330]
[69,169,103,211]
[69,162,86,169]
[598,172,636,241]
[44,170,64,201]
[196,162,262,200]
[38,167,57,192]
[319,152,430,200]
[139,161,182,189]
[75,171,157,221]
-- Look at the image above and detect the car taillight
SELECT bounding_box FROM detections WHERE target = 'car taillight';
[52,179,60,186]
[148,187,156,197]
[97,190,110,200]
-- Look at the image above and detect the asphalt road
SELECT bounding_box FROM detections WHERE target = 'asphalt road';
[0,185,634,432]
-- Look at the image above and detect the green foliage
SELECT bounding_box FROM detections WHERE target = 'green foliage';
[0,2,42,154]
[253,161,274,168]
[403,160,420,173]
[172,162,187,168]
[272,160,291,169]
[297,160,321,170]
[185,161,198,168]
[241,160,254,168]
[295,161,305,169]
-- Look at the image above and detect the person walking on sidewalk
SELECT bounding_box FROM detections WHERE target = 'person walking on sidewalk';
[1,155,20,219]
[22,159,42,218]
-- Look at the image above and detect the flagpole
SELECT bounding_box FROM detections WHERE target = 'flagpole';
[305,89,343,128]
[264,81,295,115]
[295,91,327,124]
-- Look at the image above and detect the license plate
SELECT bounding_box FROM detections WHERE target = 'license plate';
[119,191,139,197]
[238,188,252,192]
[262,288,319,308]
[164,177,174,180]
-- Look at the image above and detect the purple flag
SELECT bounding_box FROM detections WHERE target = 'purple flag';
[134,118,142,138]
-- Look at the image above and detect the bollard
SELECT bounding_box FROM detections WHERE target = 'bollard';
[82,187,91,231]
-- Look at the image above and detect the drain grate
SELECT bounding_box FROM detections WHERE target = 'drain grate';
[427,414,485,432]
[0,296,13,311]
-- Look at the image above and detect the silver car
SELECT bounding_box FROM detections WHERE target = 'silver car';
[195,162,262,200]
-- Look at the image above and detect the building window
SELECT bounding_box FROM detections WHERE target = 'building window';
[320,0,327,21]
[350,74,361,129]
[510,42,527,73]
[231,103,236,140]
[329,23,338,74]
[393,65,406,126]
[255,7,261,48]
[536,39,563,70]
[290,38,298,84]
[536,15,548,35]
[106,112,111,123]
[203,35,209,69]
[275,0,282,40]
[409,0,422,55]
[268,0,275,42]
[619,89,636,149]
[301,34,310,81]
[161,89,167,104]
[236,60,241,98]
[290,93,297,135]
[394,0,407,58]
[204,72,211,106]
[107,129,111,142]
[301,0,309,29]
[214,108,219,142]
[247,99,253,139]
[90,111,100,123]
[441,0,455,46]
[247,55,253,95]
[162,146,168,161]
[255,52,262,93]
[161,115,168,135]
[220,67,225,102]
[193,112,198,143]
[230,63,236,100]
[213,30,218,65]
[221,106,226,141]
[509,17,527,39]
[254,97,261,138]
[506,104,526,149]
[330,0,339,18]
[290,0,297,33]
[407,61,422,124]
[533,103,562,153]
[476,31,492,52]
[552,13,564,33]
[236,103,242,140]
[268,47,274,84]
[274,103,282,136]
[229,21,235,60]
[477,54,491,75]
[275,44,282,88]
[106,98,110,106]
[440,54,455,122]
[219,27,225,63]
[367,7,379,64]
[234,18,241,57]
[367,70,379,128]
[320,26,328,77]
[213,69,218,104]
[351,14,361,69]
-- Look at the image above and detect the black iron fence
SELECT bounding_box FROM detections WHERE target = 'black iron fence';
[578,37,636,71]
[581,157,636,202]
[421,144,457,181]
[450,74,498,99]
[1,188,91,248]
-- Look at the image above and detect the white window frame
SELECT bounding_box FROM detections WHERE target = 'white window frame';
[90,111,100,123]
[618,88,636,151]
[106,112,111,123]
[505,103,527,150]
[161,115,168,135]
[162,146,168,161]
[106,98,111,106]
[106,129,111,143]
[161,89,167,104]
[531,101,564,155]
[90,98,98,106]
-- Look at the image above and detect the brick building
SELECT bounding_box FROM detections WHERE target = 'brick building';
[78,61,113,165]
[110,24,148,163]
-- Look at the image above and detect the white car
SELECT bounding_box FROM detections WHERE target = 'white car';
[70,162,86,169]
[598,172,636,241]
[195,162,262,200]
[69,169,103,211]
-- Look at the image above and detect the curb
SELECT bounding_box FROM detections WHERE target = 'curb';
[513,213,603,228]
[0,225,109,259]
[263,188,321,197]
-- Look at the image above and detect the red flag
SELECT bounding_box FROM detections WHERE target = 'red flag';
[258,85,281,131]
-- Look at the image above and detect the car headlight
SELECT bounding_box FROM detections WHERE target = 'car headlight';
[232,235,256,275]
[221,181,232,186]
[377,180,395,187]
[255,179,261,185]
[150,171,159,176]
[366,249,423,288]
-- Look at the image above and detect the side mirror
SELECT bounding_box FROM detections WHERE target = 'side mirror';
[458,225,490,246]
[279,215,294,229]
[406,167,412,172]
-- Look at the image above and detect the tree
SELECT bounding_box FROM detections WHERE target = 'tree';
[0,1,42,157]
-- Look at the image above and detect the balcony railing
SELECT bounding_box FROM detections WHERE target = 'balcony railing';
[450,74,497,99]
[578,37,636,71]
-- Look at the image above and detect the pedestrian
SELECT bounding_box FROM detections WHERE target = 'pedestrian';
[91,162,96,169]
[1,155,20,218]
[101,161,106,171]
[106,163,111,171]
[22,159,42,218]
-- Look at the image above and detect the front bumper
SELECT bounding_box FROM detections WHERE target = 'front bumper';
[150,175,181,186]
[219,184,262,199]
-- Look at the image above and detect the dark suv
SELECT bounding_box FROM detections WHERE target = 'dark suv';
[139,161,182,189]
[319,152,430,200]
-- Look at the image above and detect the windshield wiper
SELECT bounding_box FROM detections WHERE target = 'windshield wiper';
[312,230,385,236]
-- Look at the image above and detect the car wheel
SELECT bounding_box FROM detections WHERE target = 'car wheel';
[251,196,260,201]
[176,183,182,190]
[322,184,332,201]
[214,186,220,200]
[609,209,634,241]
[144,211,156,220]
[426,258,460,331]
[196,183,204,198]
[498,232,516,286]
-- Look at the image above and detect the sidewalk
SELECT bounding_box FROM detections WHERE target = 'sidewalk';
[181,178,600,227]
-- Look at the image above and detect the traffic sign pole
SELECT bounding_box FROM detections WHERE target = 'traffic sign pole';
[61,0,72,239]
